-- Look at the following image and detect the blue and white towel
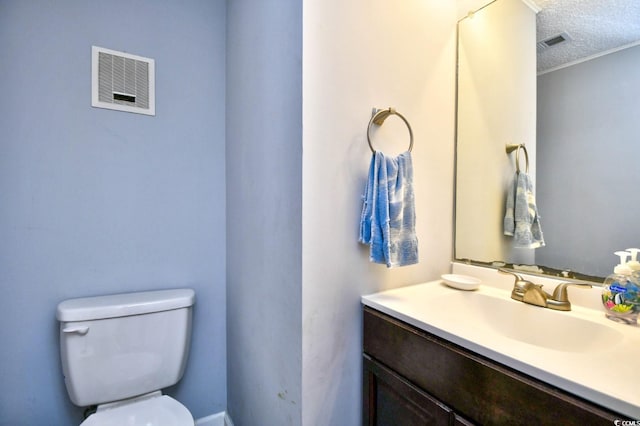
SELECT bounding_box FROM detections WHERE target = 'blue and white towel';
[359,151,418,267]
[504,171,545,248]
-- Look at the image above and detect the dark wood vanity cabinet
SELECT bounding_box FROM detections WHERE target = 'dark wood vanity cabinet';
[363,306,623,426]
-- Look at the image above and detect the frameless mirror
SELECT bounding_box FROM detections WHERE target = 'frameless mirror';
[455,0,640,281]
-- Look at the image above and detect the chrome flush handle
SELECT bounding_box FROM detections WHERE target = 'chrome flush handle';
[62,326,89,335]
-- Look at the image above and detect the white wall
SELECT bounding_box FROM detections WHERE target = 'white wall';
[302,1,458,424]
[455,0,537,265]
[457,0,494,18]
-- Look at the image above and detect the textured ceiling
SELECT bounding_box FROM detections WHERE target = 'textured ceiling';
[536,0,640,72]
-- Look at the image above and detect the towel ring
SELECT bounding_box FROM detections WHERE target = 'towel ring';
[505,143,529,174]
[367,107,414,154]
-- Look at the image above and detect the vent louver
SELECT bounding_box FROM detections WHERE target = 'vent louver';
[92,46,155,116]
[537,32,572,51]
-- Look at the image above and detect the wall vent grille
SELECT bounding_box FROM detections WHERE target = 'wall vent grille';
[92,46,155,116]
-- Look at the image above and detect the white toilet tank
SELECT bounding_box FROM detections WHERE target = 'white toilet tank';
[56,289,195,407]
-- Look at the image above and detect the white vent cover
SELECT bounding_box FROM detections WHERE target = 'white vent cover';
[91,46,155,116]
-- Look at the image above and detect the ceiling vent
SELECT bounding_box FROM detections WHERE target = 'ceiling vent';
[537,32,572,51]
[91,46,155,116]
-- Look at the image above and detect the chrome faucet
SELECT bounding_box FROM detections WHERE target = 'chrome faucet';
[498,269,592,311]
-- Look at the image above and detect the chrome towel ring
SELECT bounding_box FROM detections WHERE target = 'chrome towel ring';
[505,143,529,174]
[367,107,414,154]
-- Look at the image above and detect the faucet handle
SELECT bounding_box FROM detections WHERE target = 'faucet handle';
[499,268,537,302]
[498,268,533,287]
[498,268,524,281]
[546,282,593,311]
[551,282,593,302]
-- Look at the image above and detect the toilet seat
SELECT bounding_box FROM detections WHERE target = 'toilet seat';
[80,393,194,426]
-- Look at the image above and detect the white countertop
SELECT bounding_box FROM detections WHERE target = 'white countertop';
[362,269,640,419]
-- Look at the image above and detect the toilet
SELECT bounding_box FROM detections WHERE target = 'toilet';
[56,288,196,425]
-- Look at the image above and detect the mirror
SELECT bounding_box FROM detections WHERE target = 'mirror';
[455,0,640,281]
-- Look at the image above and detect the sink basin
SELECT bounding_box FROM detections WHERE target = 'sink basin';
[439,291,623,352]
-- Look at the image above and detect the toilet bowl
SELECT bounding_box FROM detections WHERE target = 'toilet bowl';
[57,289,196,426]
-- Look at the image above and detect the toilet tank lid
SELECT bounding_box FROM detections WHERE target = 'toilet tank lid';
[56,288,195,322]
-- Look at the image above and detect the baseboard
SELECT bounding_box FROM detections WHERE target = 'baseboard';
[224,412,235,426]
[195,411,234,426]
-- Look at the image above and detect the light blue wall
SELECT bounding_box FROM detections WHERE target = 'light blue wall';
[226,0,303,424]
[0,1,227,424]
[537,45,640,277]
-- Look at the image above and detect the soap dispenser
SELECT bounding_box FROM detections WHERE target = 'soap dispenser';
[601,251,639,325]
[626,247,640,277]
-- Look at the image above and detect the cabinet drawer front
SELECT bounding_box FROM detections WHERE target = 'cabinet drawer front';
[364,355,453,426]
[363,307,619,425]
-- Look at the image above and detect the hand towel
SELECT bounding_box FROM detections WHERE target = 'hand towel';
[359,151,419,267]
[504,171,545,248]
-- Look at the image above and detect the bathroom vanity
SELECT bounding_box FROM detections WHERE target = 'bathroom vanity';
[362,271,640,424]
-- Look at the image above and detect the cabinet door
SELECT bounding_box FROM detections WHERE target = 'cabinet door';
[363,355,453,426]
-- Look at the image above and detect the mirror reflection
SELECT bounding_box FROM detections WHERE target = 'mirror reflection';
[455,0,640,280]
